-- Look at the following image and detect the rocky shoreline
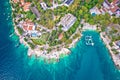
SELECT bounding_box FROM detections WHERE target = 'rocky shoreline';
[100,32,120,69]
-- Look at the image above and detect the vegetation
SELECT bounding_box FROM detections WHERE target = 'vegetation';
[24,38,28,42]
[112,48,119,54]
[25,11,36,21]
[12,0,120,50]
[28,42,35,49]
[32,39,46,45]
[17,27,24,35]
[31,33,49,45]
[43,0,53,7]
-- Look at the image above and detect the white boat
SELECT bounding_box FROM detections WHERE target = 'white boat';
[9,33,14,37]
[85,36,92,40]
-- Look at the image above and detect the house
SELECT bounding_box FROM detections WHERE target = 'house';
[13,0,19,3]
[30,7,41,19]
[20,0,25,6]
[90,0,120,17]
[23,2,31,12]
[103,0,110,9]
[59,13,76,31]
[90,7,101,15]
[64,0,74,6]
[14,0,31,12]
[21,21,36,32]
[40,2,47,10]
[19,21,41,37]
[113,40,120,50]
[115,9,120,17]
[103,0,120,15]
[58,33,63,40]
[116,41,120,48]
[112,0,120,5]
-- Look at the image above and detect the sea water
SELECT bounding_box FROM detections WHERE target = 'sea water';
[0,0,120,80]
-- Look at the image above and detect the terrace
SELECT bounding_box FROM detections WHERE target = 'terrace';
[64,0,74,6]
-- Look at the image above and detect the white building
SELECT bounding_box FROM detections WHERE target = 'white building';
[40,2,47,10]
[90,7,101,15]
[59,13,76,31]
[103,1,110,9]
[115,9,120,17]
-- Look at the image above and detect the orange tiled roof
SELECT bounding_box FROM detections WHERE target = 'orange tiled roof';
[110,5,119,13]
[28,26,33,30]
[20,0,25,6]
[58,33,63,40]
[22,21,34,31]
[113,0,119,4]
[23,2,31,12]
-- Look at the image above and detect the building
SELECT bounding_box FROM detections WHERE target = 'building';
[90,0,120,17]
[59,13,76,31]
[20,0,25,6]
[116,41,120,48]
[40,2,47,10]
[23,2,31,12]
[112,0,120,5]
[13,0,19,3]
[103,1,110,9]
[64,0,74,6]
[114,40,120,53]
[19,20,41,37]
[115,9,120,17]
[13,0,31,12]
[90,7,101,15]
[21,21,36,32]
[58,33,63,40]
[30,7,41,19]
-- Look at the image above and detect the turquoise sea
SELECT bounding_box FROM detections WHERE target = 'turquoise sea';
[0,0,120,80]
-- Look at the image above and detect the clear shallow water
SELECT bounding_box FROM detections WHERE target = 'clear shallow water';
[0,0,120,80]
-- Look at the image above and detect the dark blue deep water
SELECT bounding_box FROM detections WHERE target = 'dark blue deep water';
[0,0,120,80]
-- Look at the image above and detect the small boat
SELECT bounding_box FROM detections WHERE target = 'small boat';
[9,33,14,37]
[85,36,92,40]
[91,43,94,46]
[15,42,20,48]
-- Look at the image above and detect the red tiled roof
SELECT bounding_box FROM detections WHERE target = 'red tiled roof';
[110,5,119,13]
[22,21,34,31]
[113,0,119,4]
